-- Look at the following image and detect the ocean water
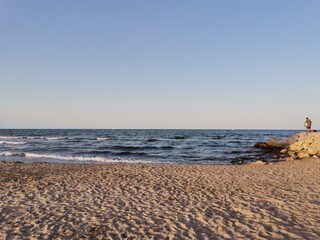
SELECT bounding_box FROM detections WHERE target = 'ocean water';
[0,129,301,164]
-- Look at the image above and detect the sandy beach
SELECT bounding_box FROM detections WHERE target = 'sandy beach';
[0,159,319,240]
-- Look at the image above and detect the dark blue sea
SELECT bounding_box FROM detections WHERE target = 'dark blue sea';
[0,129,301,164]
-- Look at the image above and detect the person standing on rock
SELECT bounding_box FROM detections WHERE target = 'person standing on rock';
[304,117,312,132]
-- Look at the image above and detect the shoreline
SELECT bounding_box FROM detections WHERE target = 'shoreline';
[1,159,320,239]
[0,157,277,166]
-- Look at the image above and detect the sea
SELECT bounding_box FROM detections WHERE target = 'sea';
[0,129,301,164]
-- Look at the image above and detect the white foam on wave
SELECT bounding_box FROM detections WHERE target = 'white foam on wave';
[0,136,21,139]
[45,137,66,140]
[25,136,67,140]
[96,137,110,141]
[0,141,27,145]
[26,136,45,139]
[0,152,18,156]
[0,136,68,140]
[0,151,153,164]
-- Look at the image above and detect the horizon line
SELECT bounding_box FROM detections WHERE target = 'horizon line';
[0,128,306,131]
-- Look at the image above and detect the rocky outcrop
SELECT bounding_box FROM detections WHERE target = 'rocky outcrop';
[254,132,320,162]
[266,132,320,160]
[286,132,320,159]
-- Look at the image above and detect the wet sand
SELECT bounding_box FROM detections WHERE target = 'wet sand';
[0,159,319,239]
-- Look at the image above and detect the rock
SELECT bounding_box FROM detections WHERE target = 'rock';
[267,134,299,148]
[252,160,267,165]
[286,132,320,158]
[255,132,320,161]
[307,146,318,155]
[230,157,244,165]
[256,157,266,162]
[253,142,271,148]
[298,150,310,159]
[305,138,314,145]
[288,151,297,158]
[14,161,24,164]
[272,154,281,159]
[280,149,288,154]
[297,132,308,142]
[311,139,320,148]
[303,143,311,150]
[290,142,303,152]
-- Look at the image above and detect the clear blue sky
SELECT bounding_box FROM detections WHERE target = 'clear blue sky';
[1,0,320,129]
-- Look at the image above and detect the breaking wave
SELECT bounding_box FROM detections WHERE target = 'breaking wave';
[0,141,26,145]
[0,151,153,163]
[0,136,21,139]
[0,136,67,140]
[96,137,110,141]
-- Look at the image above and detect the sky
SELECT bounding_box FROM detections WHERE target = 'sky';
[1,0,320,129]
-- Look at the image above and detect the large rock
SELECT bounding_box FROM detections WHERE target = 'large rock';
[287,132,320,159]
[305,138,314,145]
[298,150,310,159]
[267,134,300,148]
[254,142,272,148]
[288,151,297,158]
[307,146,318,155]
[290,142,303,152]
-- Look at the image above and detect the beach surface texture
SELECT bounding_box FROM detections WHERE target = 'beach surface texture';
[0,159,319,239]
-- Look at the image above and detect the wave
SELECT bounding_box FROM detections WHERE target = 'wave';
[200,156,222,161]
[96,137,110,141]
[179,154,199,159]
[147,138,159,142]
[78,150,112,155]
[112,146,143,151]
[116,151,148,156]
[160,146,174,149]
[0,141,26,145]
[111,145,159,151]
[66,139,83,143]
[0,151,153,163]
[0,136,21,139]
[211,135,226,139]
[20,136,44,139]
[0,136,67,140]
[0,152,26,157]
[45,137,67,140]
[229,150,243,154]
[173,135,187,140]
[111,145,175,151]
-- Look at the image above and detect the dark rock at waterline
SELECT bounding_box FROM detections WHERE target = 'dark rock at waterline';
[14,161,24,164]
[254,142,272,149]
[272,154,282,159]
[230,157,245,165]
[256,157,266,162]
[253,142,283,155]
[253,141,287,162]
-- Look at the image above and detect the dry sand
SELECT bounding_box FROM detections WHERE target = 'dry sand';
[0,159,319,240]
